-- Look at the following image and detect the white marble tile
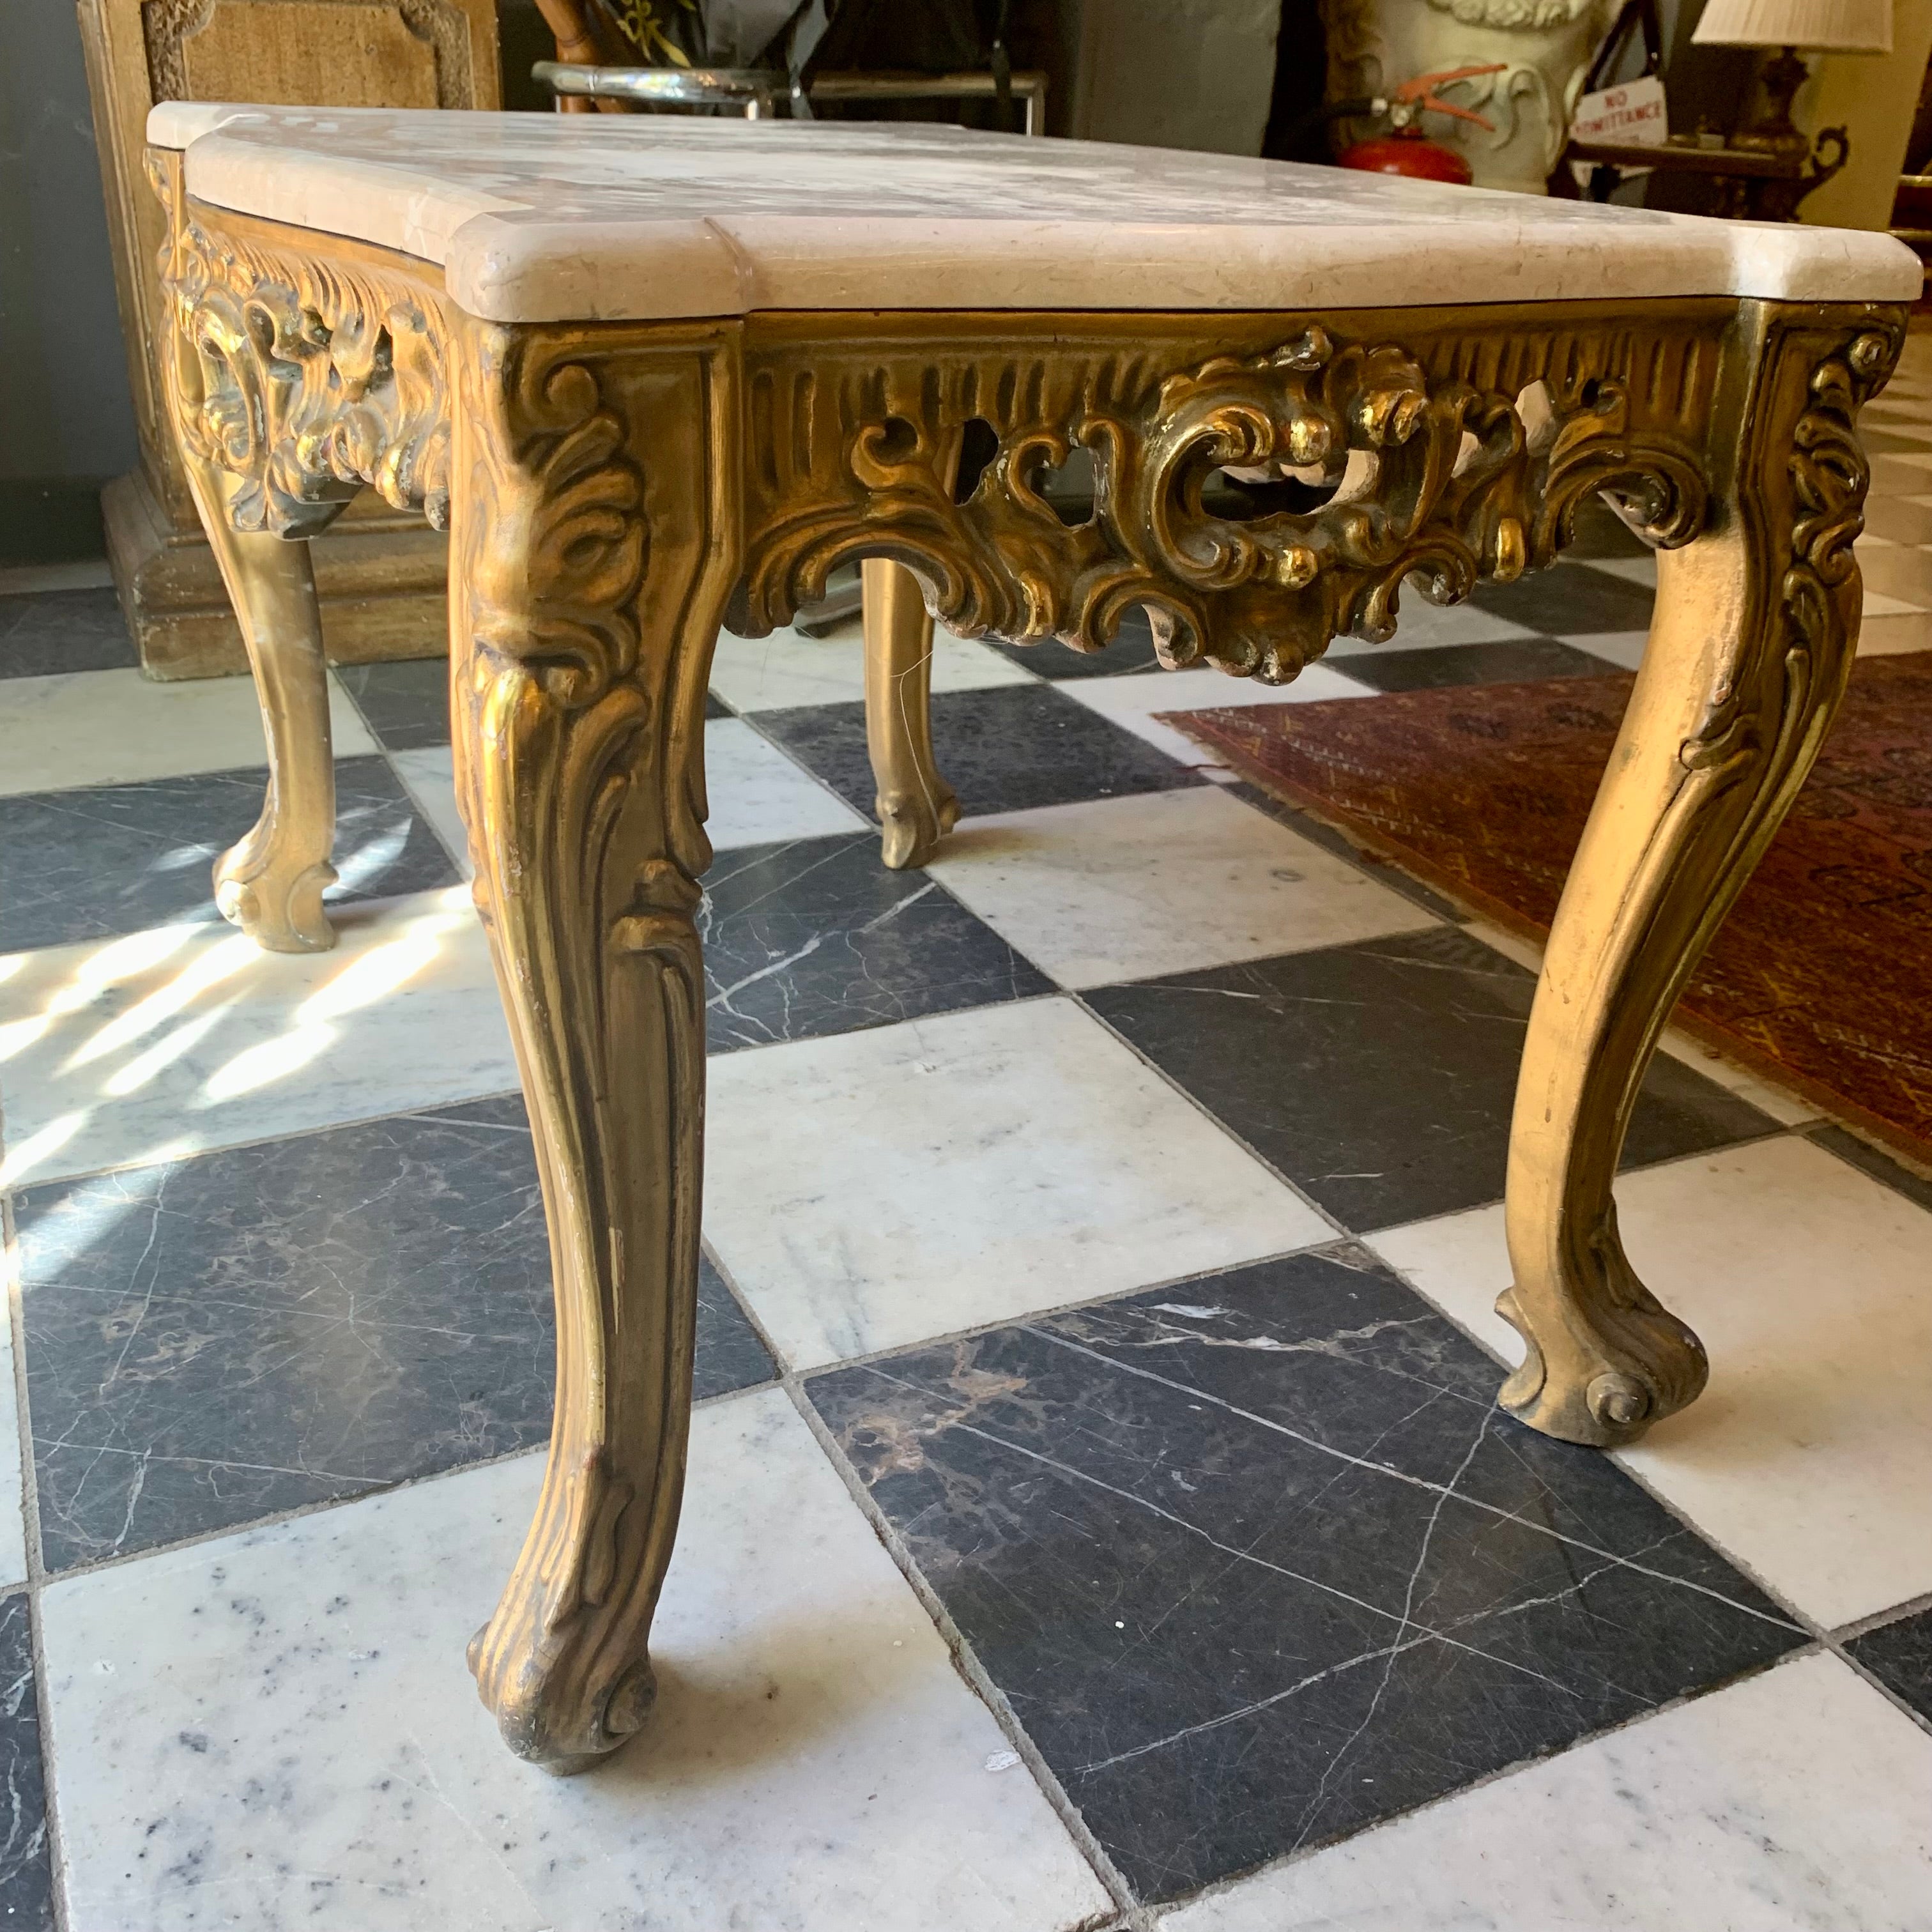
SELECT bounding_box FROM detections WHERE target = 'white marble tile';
[42,1387,1110,1932]
[388,744,471,876]
[1159,1652,1932,1932]
[0,559,114,595]
[705,996,1331,1368]
[1857,610,1932,655]
[0,666,376,797]
[708,623,1033,713]
[1322,599,1542,655]
[1457,919,1816,1125]
[1574,554,1657,588]
[1368,1135,1932,1628]
[1567,628,1652,671]
[150,107,1921,325]
[391,722,871,867]
[928,788,1435,990]
[1862,588,1931,618]
[1057,663,1370,770]
[0,1313,26,1591]
[703,715,870,848]
[0,886,516,1188]
[1871,452,1932,494]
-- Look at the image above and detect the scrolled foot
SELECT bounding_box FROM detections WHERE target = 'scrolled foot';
[875,779,961,870]
[1494,1238,1708,1450]
[467,1617,657,1776]
[213,836,337,953]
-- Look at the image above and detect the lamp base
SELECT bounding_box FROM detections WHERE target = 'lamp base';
[1731,45,1812,165]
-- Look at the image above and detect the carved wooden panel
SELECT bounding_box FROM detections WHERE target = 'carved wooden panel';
[144,0,478,109]
[77,0,499,521]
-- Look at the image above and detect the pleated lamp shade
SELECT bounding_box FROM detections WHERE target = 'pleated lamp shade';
[1690,0,1893,50]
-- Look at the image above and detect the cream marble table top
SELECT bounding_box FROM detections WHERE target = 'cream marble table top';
[148,103,1920,325]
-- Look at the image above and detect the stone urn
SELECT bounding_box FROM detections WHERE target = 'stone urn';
[1321,0,1623,194]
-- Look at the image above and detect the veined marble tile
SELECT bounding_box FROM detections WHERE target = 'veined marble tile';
[0,1314,25,1590]
[1857,610,1932,654]
[1058,662,1371,770]
[0,560,115,597]
[0,586,137,678]
[707,622,1032,712]
[389,723,872,875]
[702,716,870,848]
[927,788,1436,990]
[1574,554,1657,588]
[1458,919,1818,1127]
[815,1248,1798,1902]
[1087,928,1775,1234]
[1862,588,1931,618]
[1368,1134,1932,1628]
[1321,598,1540,656]
[0,886,516,1188]
[0,1595,54,1922]
[701,832,1050,1052]
[0,666,376,796]
[42,1388,1111,1932]
[1337,636,1620,694]
[1567,627,1652,671]
[705,996,1331,1368]
[388,744,471,875]
[13,1091,772,1572]
[1160,1653,1932,1932]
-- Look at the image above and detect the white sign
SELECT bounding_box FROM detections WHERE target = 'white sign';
[1572,75,1669,147]
[1570,75,1669,187]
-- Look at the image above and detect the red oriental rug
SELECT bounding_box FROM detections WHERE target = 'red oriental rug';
[1162,654,1932,1168]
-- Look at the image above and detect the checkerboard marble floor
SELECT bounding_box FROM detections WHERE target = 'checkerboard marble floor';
[3,339,1931,1929]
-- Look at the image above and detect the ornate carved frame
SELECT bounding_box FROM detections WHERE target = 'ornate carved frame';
[151,148,1904,1772]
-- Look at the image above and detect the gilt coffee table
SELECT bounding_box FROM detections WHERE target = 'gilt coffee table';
[146,103,1918,1772]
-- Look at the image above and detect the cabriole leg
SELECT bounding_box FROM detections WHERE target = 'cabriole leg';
[452,322,738,1772]
[863,556,960,868]
[1499,307,1902,1447]
[178,452,339,954]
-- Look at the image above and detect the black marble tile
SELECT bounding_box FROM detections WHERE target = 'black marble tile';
[983,608,1163,680]
[0,588,138,679]
[1848,1604,1932,1722]
[0,754,459,953]
[811,1250,1802,1903]
[754,682,1203,822]
[0,1597,54,1929]
[1805,1123,1932,1216]
[700,831,1051,1052]
[1084,926,1779,1231]
[334,656,450,749]
[1468,560,1655,635]
[704,689,732,719]
[14,1094,774,1572]
[1337,636,1623,694]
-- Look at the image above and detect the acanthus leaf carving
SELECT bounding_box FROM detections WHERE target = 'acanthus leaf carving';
[153,164,452,540]
[734,314,1715,686]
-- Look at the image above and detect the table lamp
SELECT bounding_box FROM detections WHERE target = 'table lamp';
[1692,0,1893,164]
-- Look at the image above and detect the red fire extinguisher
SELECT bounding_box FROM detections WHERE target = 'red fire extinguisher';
[1334,65,1506,187]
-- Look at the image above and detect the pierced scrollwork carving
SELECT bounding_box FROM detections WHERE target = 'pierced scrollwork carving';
[733,309,1717,683]
[152,159,452,539]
